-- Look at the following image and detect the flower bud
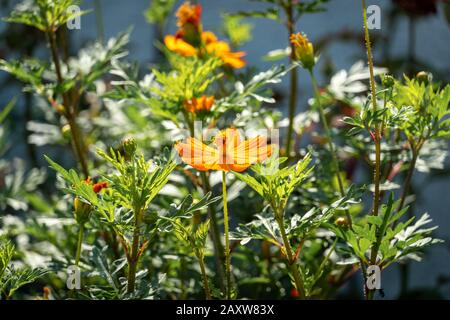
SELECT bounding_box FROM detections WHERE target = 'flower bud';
[73,197,92,225]
[335,217,348,227]
[381,74,395,88]
[122,138,137,157]
[143,210,158,225]
[290,33,315,70]
[416,71,432,85]
[61,124,72,140]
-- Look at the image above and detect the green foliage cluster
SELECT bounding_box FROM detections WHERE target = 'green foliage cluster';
[0,0,448,301]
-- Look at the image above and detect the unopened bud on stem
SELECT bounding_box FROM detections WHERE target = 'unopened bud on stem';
[122,138,137,157]
[290,32,315,71]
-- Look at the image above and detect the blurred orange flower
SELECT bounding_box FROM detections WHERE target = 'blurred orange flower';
[175,128,272,172]
[92,182,108,193]
[176,1,202,29]
[203,31,246,69]
[164,35,197,56]
[82,177,108,194]
[164,2,246,69]
[184,96,215,113]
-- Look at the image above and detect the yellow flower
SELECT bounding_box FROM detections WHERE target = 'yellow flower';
[184,96,215,113]
[176,128,272,172]
[164,34,198,56]
[203,31,246,69]
[290,33,315,70]
[164,3,247,69]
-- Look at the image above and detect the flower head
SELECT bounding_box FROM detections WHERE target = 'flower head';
[202,31,246,68]
[164,35,197,56]
[175,128,273,172]
[164,4,247,69]
[184,96,215,113]
[176,1,202,29]
[203,32,246,69]
[82,177,108,194]
[73,197,92,225]
[290,33,315,70]
[122,137,137,157]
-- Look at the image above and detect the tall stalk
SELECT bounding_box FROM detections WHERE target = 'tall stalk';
[284,1,298,159]
[198,253,212,300]
[47,30,89,178]
[308,70,352,227]
[94,0,105,43]
[361,0,382,300]
[182,112,226,291]
[75,224,84,266]
[398,144,419,211]
[222,171,232,299]
[127,207,142,293]
[275,211,306,299]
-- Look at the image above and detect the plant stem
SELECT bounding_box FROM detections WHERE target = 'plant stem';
[200,172,226,292]
[362,0,382,300]
[309,70,352,227]
[222,171,232,299]
[197,253,212,300]
[94,0,105,43]
[362,0,381,214]
[397,147,419,297]
[127,208,142,293]
[75,224,85,266]
[284,1,298,159]
[182,112,226,291]
[398,149,418,211]
[276,214,306,299]
[47,30,89,178]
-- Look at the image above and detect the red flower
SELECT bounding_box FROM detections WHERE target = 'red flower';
[82,177,108,194]
[290,288,300,298]
[92,182,108,193]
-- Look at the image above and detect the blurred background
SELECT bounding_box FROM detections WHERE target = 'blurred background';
[1,0,449,299]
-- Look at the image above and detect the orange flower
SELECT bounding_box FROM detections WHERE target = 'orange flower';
[82,177,108,194]
[164,3,246,69]
[203,31,246,69]
[290,33,315,70]
[92,182,108,193]
[175,128,272,172]
[184,96,215,113]
[176,1,202,29]
[164,35,197,56]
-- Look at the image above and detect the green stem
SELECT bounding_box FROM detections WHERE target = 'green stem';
[182,111,226,292]
[127,208,142,293]
[284,2,298,159]
[94,0,105,43]
[75,224,85,266]
[200,172,226,292]
[222,171,231,299]
[197,253,212,300]
[397,147,419,297]
[362,0,382,300]
[47,30,89,178]
[398,149,418,212]
[309,70,352,228]
[276,214,306,299]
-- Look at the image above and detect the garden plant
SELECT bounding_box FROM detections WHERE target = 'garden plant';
[0,0,449,302]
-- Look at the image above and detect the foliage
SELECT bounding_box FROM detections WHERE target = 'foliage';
[3,0,90,32]
[0,0,447,301]
[0,239,48,300]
